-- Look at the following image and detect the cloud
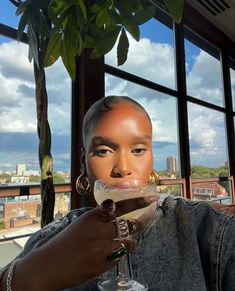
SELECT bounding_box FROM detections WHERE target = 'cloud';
[186,50,223,106]
[17,84,34,98]
[188,103,227,167]
[0,41,34,83]
[106,35,175,89]
[0,40,71,136]
[0,132,70,171]
[105,35,228,168]
[0,28,231,171]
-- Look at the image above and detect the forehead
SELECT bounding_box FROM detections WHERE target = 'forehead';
[86,102,152,144]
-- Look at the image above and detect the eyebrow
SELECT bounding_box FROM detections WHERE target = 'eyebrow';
[90,135,151,147]
[90,136,118,149]
[131,135,152,143]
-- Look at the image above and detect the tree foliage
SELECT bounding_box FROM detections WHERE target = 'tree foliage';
[14,0,184,79]
[191,165,228,178]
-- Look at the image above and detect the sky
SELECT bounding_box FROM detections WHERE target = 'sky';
[0,2,235,174]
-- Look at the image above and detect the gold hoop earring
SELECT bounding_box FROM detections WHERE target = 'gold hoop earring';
[76,173,93,195]
[149,169,159,185]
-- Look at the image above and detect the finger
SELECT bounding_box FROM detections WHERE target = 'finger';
[106,239,135,264]
[120,239,135,252]
[115,195,159,217]
[100,199,116,222]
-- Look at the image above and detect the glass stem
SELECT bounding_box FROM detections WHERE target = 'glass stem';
[116,254,133,278]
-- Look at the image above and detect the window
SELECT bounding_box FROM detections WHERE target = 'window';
[230,57,235,112]
[184,28,223,107]
[105,18,175,89]
[105,74,179,178]
[188,103,229,176]
[0,36,71,183]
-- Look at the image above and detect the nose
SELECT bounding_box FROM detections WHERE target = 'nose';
[111,152,132,178]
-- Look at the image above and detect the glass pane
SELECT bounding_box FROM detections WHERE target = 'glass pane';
[157,184,182,197]
[188,103,229,176]
[184,28,223,107]
[0,37,71,184]
[54,193,70,219]
[0,1,19,28]
[0,195,41,235]
[105,18,175,89]
[230,57,235,112]
[192,181,232,204]
[0,193,70,235]
[0,192,70,267]
[105,74,179,178]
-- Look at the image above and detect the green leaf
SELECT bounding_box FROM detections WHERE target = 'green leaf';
[118,10,139,41]
[125,23,140,41]
[17,9,30,40]
[37,0,50,9]
[44,32,62,67]
[61,49,76,80]
[134,5,155,25]
[75,0,87,20]
[107,9,121,24]
[27,24,39,68]
[83,35,95,49]
[89,23,105,40]
[95,9,120,27]
[163,0,184,23]
[117,28,129,66]
[15,1,30,16]
[41,154,52,180]
[61,12,82,79]
[113,0,142,12]
[28,4,50,36]
[90,26,121,59]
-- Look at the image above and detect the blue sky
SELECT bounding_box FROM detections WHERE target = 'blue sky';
[0,1,18,27]
[0,2,232,174]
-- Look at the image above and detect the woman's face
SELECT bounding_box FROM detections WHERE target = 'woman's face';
[84,102,153,190]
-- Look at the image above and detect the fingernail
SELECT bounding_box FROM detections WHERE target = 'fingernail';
[144,194,160,203]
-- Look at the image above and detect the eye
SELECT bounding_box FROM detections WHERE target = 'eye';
[93,147,113,157]
[132,147,147,155]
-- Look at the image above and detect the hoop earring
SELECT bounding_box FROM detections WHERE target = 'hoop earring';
[149,169,159,185]
[76,148,93,195]
[76,173,93,195]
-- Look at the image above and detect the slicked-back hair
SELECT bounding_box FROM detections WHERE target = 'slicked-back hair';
[82,95,152,147]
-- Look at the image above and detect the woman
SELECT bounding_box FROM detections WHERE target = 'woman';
[1,96,235,290]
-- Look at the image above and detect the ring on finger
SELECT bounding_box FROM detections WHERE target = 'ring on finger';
[115,217,129,239]
[128,218,141,235]
[107,242,127,262]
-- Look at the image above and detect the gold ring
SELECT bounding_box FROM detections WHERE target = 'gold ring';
[128,218,141,235]
[107,242,127,262]
[116,218,129,239]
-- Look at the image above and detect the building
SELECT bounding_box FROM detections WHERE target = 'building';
[192,182,228,202]
[16,164,26,176]
[167,156,177,174]
[0,199,40,228]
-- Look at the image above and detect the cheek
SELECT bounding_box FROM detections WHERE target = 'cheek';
[85,157,112,189]
[136,152,153,179]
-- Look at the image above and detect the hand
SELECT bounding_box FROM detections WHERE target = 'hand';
[13,194,159,291]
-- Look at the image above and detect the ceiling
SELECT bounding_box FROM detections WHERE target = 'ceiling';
[185,0,235,42]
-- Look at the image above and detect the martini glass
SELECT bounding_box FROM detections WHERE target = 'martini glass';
[94,179,157,291]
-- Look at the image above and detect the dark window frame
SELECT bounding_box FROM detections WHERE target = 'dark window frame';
[0,2,234,205]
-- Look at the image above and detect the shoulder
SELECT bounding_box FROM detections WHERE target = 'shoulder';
[159,196,233,234]
[162,196,233,217]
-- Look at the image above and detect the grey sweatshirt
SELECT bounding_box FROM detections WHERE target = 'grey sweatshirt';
[6,197,235,291]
